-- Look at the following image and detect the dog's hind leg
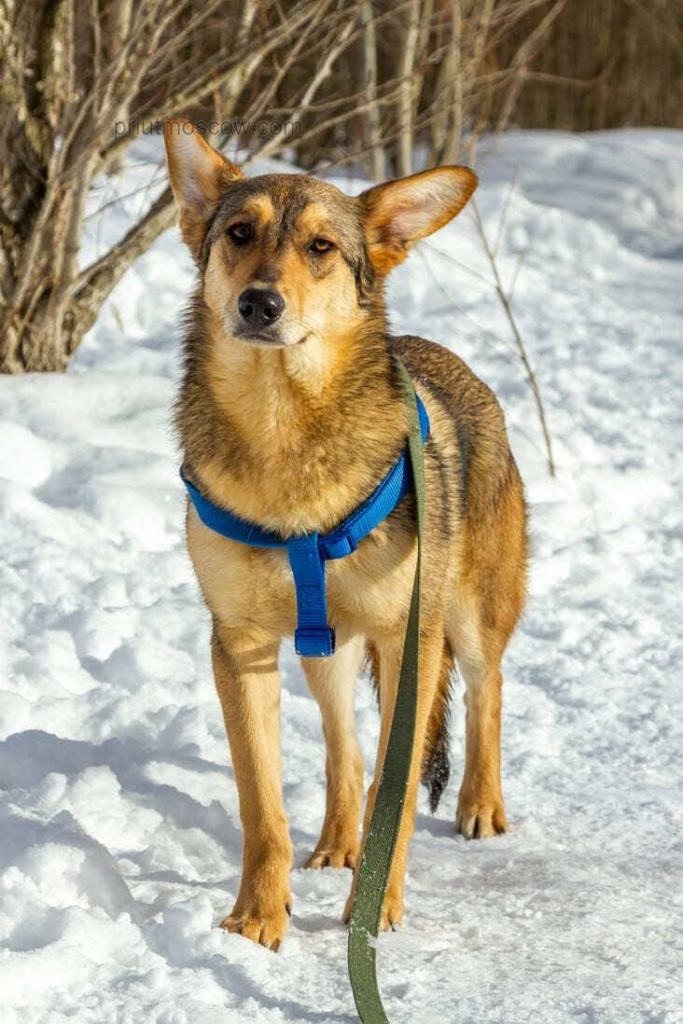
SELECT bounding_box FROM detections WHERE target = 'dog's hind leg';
[302,635,365,870]
[447,586,520,839]
[212,622,293,950]
[453,649,508,839]
[449,460,527,839]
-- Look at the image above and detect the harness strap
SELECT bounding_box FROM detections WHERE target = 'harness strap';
[180,388,429,658]
[348,358,425,1024]
[287,534,335,657]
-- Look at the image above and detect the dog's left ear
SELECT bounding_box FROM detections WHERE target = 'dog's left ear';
[361,166,477,275]
[164,119,243,261]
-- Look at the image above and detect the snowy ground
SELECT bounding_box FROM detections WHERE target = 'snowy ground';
[1,130,682,1024]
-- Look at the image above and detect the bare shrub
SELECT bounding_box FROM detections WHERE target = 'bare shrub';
[0,0,358,371]
[2,0,662,374]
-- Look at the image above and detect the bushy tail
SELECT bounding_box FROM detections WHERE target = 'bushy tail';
[421,641,455,812]
[366,638,455,813]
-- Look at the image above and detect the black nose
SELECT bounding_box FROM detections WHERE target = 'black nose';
[238,288,285,328]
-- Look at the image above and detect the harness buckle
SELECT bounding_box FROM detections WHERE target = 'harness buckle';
[321,534,357,559]
[295,625,336,658]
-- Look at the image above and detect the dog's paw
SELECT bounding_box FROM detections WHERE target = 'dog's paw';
[220,893,292,951]
[456,795,507,839]
[380,886,404,931]
[344,884,356,925]
[342,883,404,931]
[305,839,358,870]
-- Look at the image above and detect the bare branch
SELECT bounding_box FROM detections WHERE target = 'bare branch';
[471,198,555,477]
[72,186,175,330]
[359,1,387,182]
[250,7,357,164]
[397,0,420,176]
[435,0,463,164]
[495,0,569,132]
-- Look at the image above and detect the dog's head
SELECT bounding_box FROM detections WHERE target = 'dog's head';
[164,120,476,350]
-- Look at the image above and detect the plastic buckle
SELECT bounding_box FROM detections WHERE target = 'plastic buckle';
[294,626,336,658]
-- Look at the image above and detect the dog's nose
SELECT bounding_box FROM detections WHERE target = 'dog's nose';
[238,288,285,328]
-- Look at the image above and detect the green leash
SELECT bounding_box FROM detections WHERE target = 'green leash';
[347,358,426,1023]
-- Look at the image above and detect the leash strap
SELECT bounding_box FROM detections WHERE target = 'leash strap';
[348,357,425,1024]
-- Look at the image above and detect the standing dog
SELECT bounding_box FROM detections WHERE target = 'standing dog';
[164,121,527,951]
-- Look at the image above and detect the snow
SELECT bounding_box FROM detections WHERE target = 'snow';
[1,130,682,1023]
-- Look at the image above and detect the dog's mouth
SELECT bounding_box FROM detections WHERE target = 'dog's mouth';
[231,327,311,348]
[234,329,282,346]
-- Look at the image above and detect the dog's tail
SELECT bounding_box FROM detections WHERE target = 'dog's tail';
[366,639,454,814]
[421,640,455,812]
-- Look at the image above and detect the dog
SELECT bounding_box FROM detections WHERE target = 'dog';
[163,120,527,951]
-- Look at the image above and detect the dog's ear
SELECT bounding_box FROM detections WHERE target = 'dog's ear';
[361,166,477,275]
[163,119,242,260]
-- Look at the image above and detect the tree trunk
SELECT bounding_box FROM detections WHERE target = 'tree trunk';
[2,298,95,373]
[1,1,62,370]
[1,170,175,373]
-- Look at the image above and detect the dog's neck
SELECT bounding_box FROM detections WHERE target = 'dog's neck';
[178,301,408,535]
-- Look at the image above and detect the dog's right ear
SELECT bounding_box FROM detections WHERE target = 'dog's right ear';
[163,119,242,261]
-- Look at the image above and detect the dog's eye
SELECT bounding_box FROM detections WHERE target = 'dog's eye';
[227,223,252,245]
[309,238,335,254]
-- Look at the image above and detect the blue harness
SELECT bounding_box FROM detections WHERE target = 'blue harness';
[181,396,430,658]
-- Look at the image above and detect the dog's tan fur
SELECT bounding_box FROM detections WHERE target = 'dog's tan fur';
[164,121,527,950]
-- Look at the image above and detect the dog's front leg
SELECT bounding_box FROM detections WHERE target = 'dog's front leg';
[302,635,365,870]
[212,622,293,950]
[344,627,444,929]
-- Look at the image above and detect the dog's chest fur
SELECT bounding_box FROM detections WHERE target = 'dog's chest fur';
[186,500,419,640]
